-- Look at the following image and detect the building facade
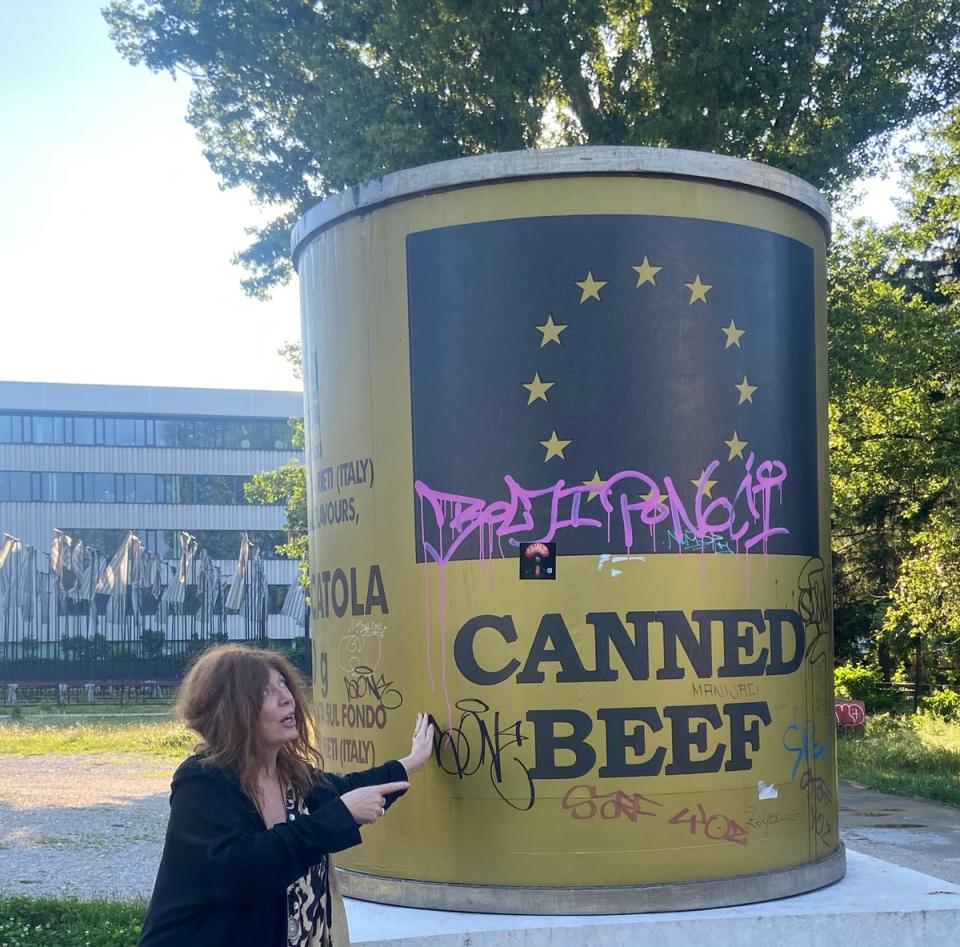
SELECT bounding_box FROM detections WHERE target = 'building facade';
[0,381,306,687]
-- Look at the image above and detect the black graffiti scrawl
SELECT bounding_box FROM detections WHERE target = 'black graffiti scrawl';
[407,214,818,563]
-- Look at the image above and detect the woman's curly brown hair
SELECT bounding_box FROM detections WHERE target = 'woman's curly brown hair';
[176,644,325,805]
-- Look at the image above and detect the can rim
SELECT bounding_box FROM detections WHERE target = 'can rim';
[334,844,846,915]
[291,145,831,265]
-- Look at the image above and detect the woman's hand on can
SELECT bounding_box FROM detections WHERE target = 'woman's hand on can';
[399,712,435,776]
[340,781,409,825]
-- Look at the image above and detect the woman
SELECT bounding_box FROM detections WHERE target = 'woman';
[138,644,433,947]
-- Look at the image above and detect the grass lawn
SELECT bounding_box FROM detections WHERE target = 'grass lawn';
[0,715,193,758]
[0,896,145,946]
[838,713,960,807]
[1,701,175,717]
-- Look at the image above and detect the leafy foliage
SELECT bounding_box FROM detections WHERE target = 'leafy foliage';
[834,663,883,703]
[140,628,167,658]
[267,635,312,677]
[922,687,960,720]
[834,662,905,712]
[104,0,960,295]
[244,418,308,565]
[829,106,960,676]
[59,633,112,661]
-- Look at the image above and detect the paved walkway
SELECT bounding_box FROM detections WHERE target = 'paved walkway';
[0,757,958,898]
[838,779,960,884]
[0,754,171,899]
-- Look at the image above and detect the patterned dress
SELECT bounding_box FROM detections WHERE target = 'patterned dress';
[284,787,335,947]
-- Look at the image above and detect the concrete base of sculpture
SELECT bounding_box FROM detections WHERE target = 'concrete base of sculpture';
[343,849,960,947]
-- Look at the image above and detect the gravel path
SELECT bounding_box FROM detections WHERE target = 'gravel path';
[0,755,173,900]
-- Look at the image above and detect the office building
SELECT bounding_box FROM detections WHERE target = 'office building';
[0,381,307,685]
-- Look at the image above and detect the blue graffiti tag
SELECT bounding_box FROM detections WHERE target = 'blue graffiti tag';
[783,720,828,780]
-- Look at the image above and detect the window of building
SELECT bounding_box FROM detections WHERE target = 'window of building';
[38,472,74,502]
[196,476,239,505]
[115,418,137,446]
[135,474,156,503]
[54,472,74,501]
[0,471,275,505]
[9,472,30,501]
[31,416,57,444]
[93,473,117,502]
[0,412,300,450]
[173,475,195,504]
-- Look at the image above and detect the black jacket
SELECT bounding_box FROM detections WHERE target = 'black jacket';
[138,755,407,947]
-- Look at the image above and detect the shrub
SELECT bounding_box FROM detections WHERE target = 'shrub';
[20,634,39,659]
[59,633,87,660]
[140,628,166,658]
[921,687,960,720]
[269,636,312,676]
[835,663,904,713]
[835,663,881,702]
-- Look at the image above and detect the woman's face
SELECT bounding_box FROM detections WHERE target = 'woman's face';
[258,666,299,754]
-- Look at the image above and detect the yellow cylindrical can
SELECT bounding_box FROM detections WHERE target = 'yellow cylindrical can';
[293,147,841,913]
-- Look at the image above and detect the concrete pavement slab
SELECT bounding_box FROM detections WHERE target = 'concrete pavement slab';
[344,849,960,947]
[840,779,960,885]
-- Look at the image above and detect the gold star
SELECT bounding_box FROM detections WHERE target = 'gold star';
[540,430,572,462]
[641,487,668,506]
[582,470,607,501]
[691,473,718,498]
[576,271,607,303]
[632,256,662,287]
[721,319,745,348]
[735,376,758,405]
[685,274,712,304]
[523,372,554,405]
[725,431,748,460]
[536,314,567,347]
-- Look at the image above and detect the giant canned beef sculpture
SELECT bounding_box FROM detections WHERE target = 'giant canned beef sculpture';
[292,147,842,913]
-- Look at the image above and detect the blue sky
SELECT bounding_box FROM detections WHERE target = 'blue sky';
[0,1,299,392]
[0,2,899,395]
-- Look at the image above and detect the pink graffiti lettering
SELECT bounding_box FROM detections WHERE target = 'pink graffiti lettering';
[834,699,866,732]
[561,784,663,822]
[415,453,788,564]
[668,804,749,845]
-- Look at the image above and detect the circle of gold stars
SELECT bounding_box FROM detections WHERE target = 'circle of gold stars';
[523,257,756,468]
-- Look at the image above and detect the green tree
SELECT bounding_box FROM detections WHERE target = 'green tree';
[829,106,960,678]
[894,105,960,303]
[244,418,308,564]
[105,0,960,296]
[19,634,39,660]
[140,628,167,658]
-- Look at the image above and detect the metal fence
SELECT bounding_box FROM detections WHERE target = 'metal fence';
[0,530,310,700]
